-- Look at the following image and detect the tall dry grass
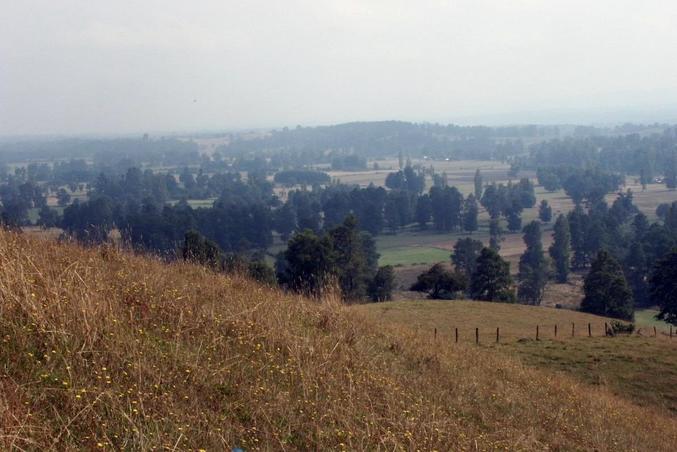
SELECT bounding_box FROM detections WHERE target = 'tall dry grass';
[0,230,675,450]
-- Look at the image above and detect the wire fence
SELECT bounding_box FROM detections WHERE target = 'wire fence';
[425,322,676,345]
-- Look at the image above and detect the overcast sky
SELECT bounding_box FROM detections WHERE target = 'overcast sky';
[2,0,677,136]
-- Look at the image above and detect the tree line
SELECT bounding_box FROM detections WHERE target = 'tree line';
[525,128,677,188]
[410,192,677,324]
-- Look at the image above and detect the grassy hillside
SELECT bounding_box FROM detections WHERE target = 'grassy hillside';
[359,300,677,414]
[1,232,677,450]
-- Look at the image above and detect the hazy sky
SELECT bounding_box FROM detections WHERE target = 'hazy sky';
[2,0,677,136]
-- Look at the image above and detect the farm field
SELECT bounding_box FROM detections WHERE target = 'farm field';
[329,159,516,191]
[358,300,677,414]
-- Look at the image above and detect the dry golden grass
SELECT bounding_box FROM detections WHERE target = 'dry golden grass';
[358,300,677,415]
[1,231,677,450]
[357,300,630,343]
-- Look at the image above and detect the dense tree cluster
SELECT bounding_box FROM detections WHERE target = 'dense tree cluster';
[273,170,331,186]
[413,242,515,302]
[218,121,555,164]
[549,195,677,317]
[331,154,367,171]
[650,250,677,325]
[479,178,536,245]
[517,221,548,305]
[276,215,393,301]
[385,166,425,194]
[580,250,634,321]
[411,264,467,299]
[536,166,624,204]
[527,128,677,186]
[0,137,199,167]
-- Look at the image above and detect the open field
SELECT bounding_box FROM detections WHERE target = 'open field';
[636,309,672,329]
[378,246,451,267]
[358,300,677,414]
[329,159,515,191]
[376,226,554,274]
[2,231,677,450]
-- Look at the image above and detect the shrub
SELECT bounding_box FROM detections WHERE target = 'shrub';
[609,320,635,335]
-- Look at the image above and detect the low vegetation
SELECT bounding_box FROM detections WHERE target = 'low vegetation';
[360,300,677,414]
[2,232,677,449]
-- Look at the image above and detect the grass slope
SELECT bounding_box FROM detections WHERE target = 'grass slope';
[1,232,676,450]
[359,300,677,415]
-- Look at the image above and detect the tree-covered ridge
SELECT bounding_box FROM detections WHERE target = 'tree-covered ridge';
[526,127,677,184]
[219,121,558,160]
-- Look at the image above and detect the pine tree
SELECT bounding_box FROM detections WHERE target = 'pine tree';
[462,193,479,233]
[517,221,548,305]
[538,200,552,223]
[568,205,587,269]
[506,207,522,232]
[632,212,649,239]
[474,169,483,199]
[451,237,483,281]
[581,250,634,321]
[430,186,463,231]
[273,203,296,240]
[414,194,432,229]
[368,266,396,302]
[624,241,650,308]
[549,214,571,283]
[469,247,515,302]
[411,263,467,299]
[666,201,677,234]
[489,218,502,251]
[481,184,501,219]
[328,215,369,300]
[650,250,677,325]
[665,151,676,190]
[279,229,335,298]
[182,230,223,270]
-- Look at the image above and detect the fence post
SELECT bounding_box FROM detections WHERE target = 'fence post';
[536,325,539,340]
[671,326,673,339]
[554,324,558,338]
[604,322,608,336]
[475,328,479,345]
[434,327,437,341]
[455,327,458,344]
[496,327,499,344]
[572,322,575,337]
[588,323,591,337]
[654,326,657,337]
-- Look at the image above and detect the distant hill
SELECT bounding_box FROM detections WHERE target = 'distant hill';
[218,120,559,161]
[0,231,675,450]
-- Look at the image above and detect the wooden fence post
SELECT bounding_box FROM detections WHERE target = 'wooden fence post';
[671,326,673,339]
[536,325,539,340]
[588,323,591,337]
[475,328,479,345]
[554,324,558,338]
[496,327,499,344]
[654,326,657,337]
[434,327,437,341]
[455,328,458,344]
[604,322,608,336]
